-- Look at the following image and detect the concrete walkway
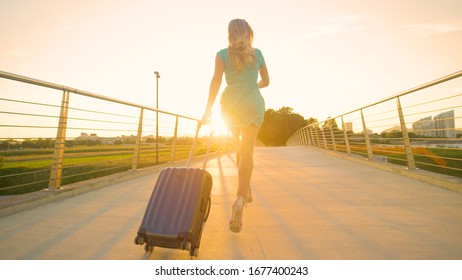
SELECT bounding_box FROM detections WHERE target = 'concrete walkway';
[1,146,461,260]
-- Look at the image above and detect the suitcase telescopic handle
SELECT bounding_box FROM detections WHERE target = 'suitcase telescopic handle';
[186,122,214,169]
[204,197,211,222]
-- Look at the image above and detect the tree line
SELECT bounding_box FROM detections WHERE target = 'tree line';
[257,106,316,146]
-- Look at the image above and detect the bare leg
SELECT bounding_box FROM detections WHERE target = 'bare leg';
[236,125,259,198]
[229,125,259,233]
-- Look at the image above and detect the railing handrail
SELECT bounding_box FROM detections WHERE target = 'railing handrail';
[1,70,235,194]
[332,70,462,122]
[294,69,462,135]
[287,70,462,187]
[0,70,198,122]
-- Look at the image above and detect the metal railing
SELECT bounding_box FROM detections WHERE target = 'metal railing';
[0,71,235,195]
[288,70,462,179]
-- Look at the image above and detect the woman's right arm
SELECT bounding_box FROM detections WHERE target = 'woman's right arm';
[202,55,224,124]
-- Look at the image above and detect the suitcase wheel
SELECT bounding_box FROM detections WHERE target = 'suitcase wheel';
[144,244,154,252]
[134,234,145,245]
[180,239,191,251]
[189,247,199,257]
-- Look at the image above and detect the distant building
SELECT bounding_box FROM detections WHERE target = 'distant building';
[434,110,455,138]
[73,132,164,145]
[412,116,435,137]
[343,122,353,132]
[76,132,115,144]
[382,125,402,134]
[76,132,99,141]
[412,110,455,138]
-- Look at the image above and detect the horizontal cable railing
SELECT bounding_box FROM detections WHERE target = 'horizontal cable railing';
[0,70,235,196]
[288,70,462,179]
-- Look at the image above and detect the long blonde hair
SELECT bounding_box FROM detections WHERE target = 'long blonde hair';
[228,19,256,72]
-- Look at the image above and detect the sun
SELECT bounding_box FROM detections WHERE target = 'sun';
[210,108,229,133]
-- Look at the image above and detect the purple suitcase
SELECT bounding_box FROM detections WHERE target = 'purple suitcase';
[134,167,212,257]
[134,126,214,257]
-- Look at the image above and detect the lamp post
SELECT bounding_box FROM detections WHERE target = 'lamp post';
[154,71,160,165]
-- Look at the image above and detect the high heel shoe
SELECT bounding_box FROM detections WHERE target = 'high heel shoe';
[229,196,244,233]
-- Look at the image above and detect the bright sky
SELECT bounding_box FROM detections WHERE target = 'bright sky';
[1,0,462,132]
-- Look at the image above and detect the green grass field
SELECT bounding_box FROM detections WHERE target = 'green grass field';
[335,144,462,178]
[2,141,457,196]
[0,142,226,196]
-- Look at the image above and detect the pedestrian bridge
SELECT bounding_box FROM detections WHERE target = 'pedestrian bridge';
[1,146,461,260]
[1,70,462,260]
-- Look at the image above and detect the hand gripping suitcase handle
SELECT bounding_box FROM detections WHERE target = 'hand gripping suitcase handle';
[186,121,214,169]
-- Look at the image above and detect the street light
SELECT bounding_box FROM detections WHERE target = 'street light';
[154,71,160,165]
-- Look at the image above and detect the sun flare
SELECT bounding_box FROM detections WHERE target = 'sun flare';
[209,108,229,133]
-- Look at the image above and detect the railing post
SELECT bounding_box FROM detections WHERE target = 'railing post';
[329,120,337,152]
[321,124,328,149]
[155,110,159,165]
[306,127,311,146]
[304,127,310,146]
[314,125,321,147]
[170,115,179,163]
[310,126,316,147]
[309,126,315,146]
[305,128,312,146]
[202,128,214,169]
[341,116,351,155]
[361,109,374,160]
[132,108,144,171]
[187,121,201,167]
[396,97,416,169]
[48,90,70,191]
[301,128,307,146]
